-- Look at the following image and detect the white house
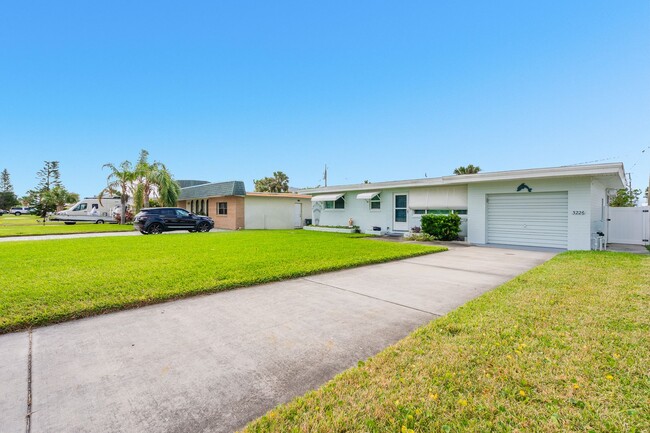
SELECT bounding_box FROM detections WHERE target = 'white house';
[300,163,627,250]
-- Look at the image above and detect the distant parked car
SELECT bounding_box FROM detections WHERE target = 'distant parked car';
[9,206,35,216]
[0,209,8,215]
[133,207,214,234]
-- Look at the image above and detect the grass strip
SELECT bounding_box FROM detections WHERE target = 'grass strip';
[0,230,442,333]
[0,215,133,237]
[241,251,650,433]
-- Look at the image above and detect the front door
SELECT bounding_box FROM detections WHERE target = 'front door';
[393,194,409,231]
[293,203,302,228]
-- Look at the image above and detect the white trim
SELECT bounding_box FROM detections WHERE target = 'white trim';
[311,193,344,202]
[356,191,380,200]
[300,163,626,194]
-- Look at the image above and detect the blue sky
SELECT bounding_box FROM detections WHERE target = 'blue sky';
[1,1,649,197]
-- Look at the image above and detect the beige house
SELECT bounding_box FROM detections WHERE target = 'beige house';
[177,180,310,230]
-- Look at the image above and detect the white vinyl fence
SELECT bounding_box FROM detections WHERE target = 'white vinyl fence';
[608,206,650,245]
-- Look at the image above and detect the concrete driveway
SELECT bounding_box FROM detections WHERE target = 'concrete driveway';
[0,245,554,433]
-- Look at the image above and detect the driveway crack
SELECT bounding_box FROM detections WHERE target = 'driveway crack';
[401,260,511,277]
[303,278,441,317]
[25,328,33,433]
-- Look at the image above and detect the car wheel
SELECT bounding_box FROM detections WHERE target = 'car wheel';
[64,221,76,225]
[197,222,211,232]
[148,223,164,234]
[95,220,104,224]
[15,212,21,216]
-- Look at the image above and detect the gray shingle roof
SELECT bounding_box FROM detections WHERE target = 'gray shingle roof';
[179,181,246,200]
[177,179,210,188]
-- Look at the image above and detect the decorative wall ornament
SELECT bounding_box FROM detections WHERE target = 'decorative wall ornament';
[517,183,532,192]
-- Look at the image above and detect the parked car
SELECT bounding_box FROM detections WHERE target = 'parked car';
[0,209,8,215]
[133,207,214,234]
[9,206,35,216]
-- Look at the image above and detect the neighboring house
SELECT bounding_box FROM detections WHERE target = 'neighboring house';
[244,192,311,229]
[300,163,627,251]
[177,180,311,230]
[178,181,246,230]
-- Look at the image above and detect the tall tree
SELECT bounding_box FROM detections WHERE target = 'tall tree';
[154,165,181,207]
[254,171,290,193]
[50,186,79,211]
[132,149,181,210]
[30,186,79,224]
[27,161,75,219]
[99,161,136,225]
[453,164,481,175]
[36,161,62,191]
[0,169,19,209]
[1,169,14,192]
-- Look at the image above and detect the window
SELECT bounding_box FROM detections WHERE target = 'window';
[370,194,381,210]
[176,209,190,218]
[73,203,88,212]
[325,197,345,210]
[414,209,426,215]
[218,202,228,215]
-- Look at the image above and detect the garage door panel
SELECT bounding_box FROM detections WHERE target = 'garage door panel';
[486,192,568,249]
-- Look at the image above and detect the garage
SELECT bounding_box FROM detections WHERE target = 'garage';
[486,192,568,248]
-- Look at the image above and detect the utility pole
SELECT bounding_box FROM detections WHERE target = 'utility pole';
[323,164,328,187]
[627,172,632,193]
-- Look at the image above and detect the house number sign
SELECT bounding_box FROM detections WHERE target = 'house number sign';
[572,210,585,215]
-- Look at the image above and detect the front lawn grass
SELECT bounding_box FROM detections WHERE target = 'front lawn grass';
[0,230,443,333]
[0,214,133,237]
[242,251,650,433]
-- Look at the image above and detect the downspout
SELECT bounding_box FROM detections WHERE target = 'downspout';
[605,188,618,246]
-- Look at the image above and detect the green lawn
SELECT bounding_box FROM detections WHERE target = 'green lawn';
[0,214,133,237]
[0,230,443,333]
[242,252,650,433]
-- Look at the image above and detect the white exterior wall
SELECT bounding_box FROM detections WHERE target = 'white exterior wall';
[312,187,468,233]
[244,196,309,229]
[313,191,396,232]
[467,177,593,250]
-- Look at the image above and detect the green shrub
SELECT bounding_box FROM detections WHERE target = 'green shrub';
[405,232,435,242]
[420,213,461,241]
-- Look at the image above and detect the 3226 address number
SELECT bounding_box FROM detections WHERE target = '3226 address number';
[572,210,585,215]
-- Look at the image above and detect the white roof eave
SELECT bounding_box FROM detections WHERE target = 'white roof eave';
[299,163,626,194]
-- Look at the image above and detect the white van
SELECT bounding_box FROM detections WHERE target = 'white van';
[51,198,121,224]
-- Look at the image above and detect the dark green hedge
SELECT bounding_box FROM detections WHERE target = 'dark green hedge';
[420,213,461,241]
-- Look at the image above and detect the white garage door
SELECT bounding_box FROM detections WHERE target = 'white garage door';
[486,192,568,248]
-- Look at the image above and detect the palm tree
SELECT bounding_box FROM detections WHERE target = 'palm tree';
[99,161,136,224]
[132,149,181,210]
[154,166,181,206]
[453,164,482,175]
[270,171,289,192]
[51,186,79,211]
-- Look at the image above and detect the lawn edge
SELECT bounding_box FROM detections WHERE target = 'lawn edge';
[0,245,446,334]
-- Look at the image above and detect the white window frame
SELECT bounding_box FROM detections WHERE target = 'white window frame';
[324,196,345,211]
[369,194,381,211]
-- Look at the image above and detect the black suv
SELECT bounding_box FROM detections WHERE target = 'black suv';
[133,207,215,234]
